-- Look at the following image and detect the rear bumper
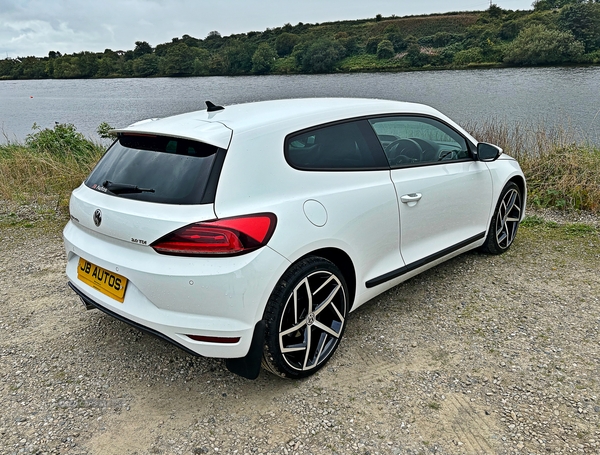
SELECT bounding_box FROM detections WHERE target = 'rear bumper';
[69,281,202,357]
[63,221,291,359]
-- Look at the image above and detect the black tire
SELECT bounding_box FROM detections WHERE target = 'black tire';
[480,182,522,255]
[262,257,349,379]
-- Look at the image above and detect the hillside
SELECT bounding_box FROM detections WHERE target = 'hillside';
[0,1,599,79]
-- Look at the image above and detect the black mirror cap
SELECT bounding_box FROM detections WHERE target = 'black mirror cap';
[477,142,503,162]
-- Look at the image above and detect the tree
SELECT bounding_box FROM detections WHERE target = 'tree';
[504,24,584,65]
[558,2,600,52]
[252,43,277,74]
[222,40,255,74]
[405,44,430,67]
[376,40,395,59]
[21,56,47,78]
[51,56,80,78]
[180,34,200,48]
[133,41,153,58]
[159,42,195,76]
[96,57,119,77]
[383,25,407,52]
[275,33,300,57]
[3,59,22,78]
[208,53,226,75]
[75,52,99,77]
[365,37,381,54]
[487,4,504,18]
[133,54,158,77]
[201,31,224,52]
[297,38,345,73]
[192,49,211,76]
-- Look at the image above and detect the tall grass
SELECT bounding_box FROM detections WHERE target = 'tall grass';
[466,118,600,212]
[0,123,106,212]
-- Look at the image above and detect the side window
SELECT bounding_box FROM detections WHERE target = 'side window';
[285,120,388,170]
[368,117,471,167]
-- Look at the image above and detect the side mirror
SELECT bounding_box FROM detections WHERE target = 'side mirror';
[477,142,503,162]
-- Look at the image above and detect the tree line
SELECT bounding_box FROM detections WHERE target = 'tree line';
[1,0,599,80]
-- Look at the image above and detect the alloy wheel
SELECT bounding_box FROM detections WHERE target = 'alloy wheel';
[278,270,347,372]
[495,188,521,249]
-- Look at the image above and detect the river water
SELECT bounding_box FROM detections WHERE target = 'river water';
[1,66,599,144]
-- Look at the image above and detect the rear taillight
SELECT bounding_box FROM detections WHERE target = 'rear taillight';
[151,213,277,256]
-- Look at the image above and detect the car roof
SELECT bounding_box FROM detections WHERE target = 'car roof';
[112,98,462,149]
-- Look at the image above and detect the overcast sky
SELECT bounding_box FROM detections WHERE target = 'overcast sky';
[1,0,534,58]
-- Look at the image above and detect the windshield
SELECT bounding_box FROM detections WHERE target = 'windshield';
[85,135,224,204]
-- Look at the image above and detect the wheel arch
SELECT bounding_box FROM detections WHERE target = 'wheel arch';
[507,175,527,220]
[296,247,357,308]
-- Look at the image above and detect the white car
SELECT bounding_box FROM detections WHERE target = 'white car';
[63,98,525,379]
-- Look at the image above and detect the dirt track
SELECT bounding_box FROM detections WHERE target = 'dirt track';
[1,210,599,455]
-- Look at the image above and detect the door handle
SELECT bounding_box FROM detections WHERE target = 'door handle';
[400,193,422,204]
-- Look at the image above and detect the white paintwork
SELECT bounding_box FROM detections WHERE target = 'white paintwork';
[391,160,493,265]
[63,98,526,363]
[68,183,217,244]
[303,200,328,227]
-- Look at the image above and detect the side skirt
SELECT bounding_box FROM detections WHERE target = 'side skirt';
[365,232,485,289]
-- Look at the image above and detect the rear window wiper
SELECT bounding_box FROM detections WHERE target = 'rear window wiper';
[103,180,155,195]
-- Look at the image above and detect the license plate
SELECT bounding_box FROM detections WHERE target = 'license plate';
[77,258,128,303]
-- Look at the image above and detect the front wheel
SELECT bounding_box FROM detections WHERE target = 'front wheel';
[480,182,522,255]
[262,257,349,379]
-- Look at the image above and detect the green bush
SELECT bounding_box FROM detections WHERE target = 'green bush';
[25,123,98,160]
[376,40,395,59]
[504,24,584,65]
[296,38,345,73]
[405,44,431,67]
[365,37,381,54]
[275,33,300,57]
[453,47,483,65]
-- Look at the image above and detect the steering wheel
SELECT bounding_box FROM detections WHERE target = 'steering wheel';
[384,138,423,165]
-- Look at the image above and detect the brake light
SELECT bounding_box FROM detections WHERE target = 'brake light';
[151,213,277,256]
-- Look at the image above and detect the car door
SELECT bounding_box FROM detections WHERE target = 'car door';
[368,116,493,266]
[278,119,406,298]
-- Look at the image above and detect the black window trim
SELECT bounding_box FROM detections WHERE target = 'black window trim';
[284,113,477,172]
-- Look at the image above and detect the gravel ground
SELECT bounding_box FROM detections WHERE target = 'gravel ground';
[1,205,599,455]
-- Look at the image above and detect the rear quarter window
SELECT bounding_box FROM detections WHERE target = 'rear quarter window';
[285,120,388,171]
[85,135,225,204]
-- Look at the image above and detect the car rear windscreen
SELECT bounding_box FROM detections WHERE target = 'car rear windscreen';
[85,134,224,204]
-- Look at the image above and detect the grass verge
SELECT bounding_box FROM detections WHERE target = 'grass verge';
[0,123,106,216]
[465,119,600,213]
